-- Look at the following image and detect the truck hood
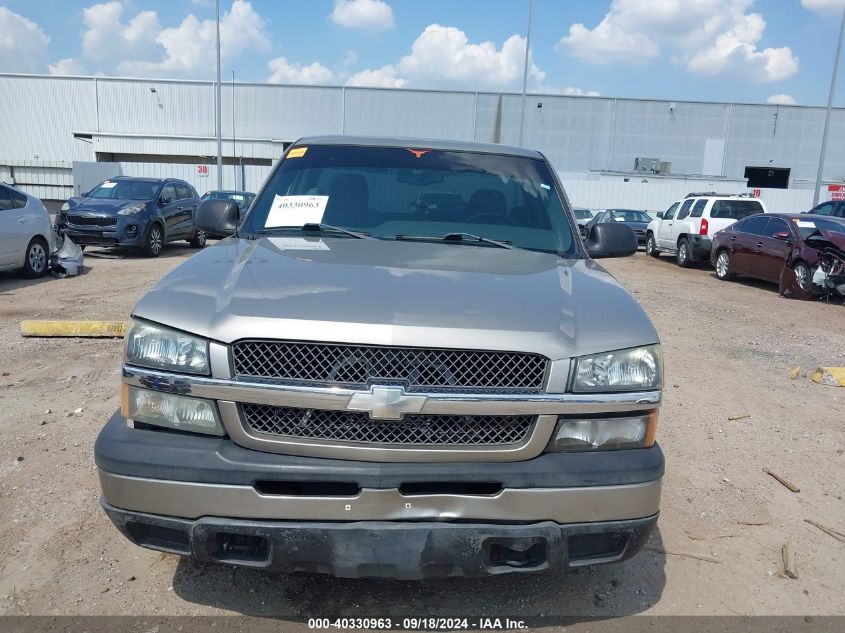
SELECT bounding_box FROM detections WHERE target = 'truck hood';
[132,236,659,360]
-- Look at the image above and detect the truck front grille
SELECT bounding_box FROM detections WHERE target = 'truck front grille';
[232,341,548,392]
[67,214,118,227]
[241,404,535,446]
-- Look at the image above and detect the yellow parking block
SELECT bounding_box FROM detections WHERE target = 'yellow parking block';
[810,367,845,387]
[20,320,127,338]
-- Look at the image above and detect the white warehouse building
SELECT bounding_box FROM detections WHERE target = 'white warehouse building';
[2,72,845,213]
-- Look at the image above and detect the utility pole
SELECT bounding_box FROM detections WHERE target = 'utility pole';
[518,0,533,146]
[215,0,223,189]
[232,71,237,190]
[814,5,845,206]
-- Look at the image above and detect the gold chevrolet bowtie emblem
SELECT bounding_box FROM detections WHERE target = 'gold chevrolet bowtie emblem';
[346,385,427,420]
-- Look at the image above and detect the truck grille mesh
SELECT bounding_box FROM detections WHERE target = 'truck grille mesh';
[67,214,118,227]
[241,404,534,446]
[232,341,547,392]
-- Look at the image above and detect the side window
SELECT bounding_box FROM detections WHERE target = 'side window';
[813,202,834,216]
[663,203,679,220]
[160,184,177,203]
[738,215,769,236]
[0,185,13,211]
[837,203,845,218]
[676,199,694,220]
[690,199,708,218]
[175,183,191,200]
[765,217,791,238]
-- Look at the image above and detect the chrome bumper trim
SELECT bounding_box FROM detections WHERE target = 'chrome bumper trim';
[123,365,661,416]
[98,470,662,524]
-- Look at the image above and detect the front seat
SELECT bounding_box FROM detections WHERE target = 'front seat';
[467,189,509,224]
[324,173,371,227]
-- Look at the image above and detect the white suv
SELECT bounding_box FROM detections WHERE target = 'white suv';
[645,193,767,267]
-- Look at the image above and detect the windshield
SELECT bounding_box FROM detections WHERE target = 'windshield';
[242,145,578,257]
[87,180,159,200]
[792,217,845,239]
[573,209,592,219]
[609,210,650,223]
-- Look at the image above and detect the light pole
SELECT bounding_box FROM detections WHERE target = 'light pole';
[232,71,237,190]
[813,5,845,207]
[215,0,223,189]
[518,0,534,147]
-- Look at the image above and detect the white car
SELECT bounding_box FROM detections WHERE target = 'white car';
[0,183,55,278]
[645,193,767,267]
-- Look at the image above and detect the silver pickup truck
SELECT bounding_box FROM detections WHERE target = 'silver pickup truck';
[95,136,664,579]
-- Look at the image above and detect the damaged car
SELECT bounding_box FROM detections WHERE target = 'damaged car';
[711,213,845,302]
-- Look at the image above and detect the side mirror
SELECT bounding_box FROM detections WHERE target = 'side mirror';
[656,211,664,219]
[196,199,239,236]
[159,195,173,205]
[773,231,791,241]
[585,222,638,259]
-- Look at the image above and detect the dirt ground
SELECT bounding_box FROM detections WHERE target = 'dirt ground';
[0,243,843,623]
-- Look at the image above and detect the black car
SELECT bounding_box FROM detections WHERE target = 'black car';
[57,177,206,257]
[806,200,845,218]
[201,190,256,214]
[583,209,652,246]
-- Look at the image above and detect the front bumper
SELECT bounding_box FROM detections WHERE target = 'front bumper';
[96,411,663,577]
[58,214,150,247]
[102,501,658,579]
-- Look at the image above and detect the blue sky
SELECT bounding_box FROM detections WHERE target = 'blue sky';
[1,0,845,105]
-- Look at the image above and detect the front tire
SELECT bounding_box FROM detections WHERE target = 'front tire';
[676,238,692,268]
[646,233,659,258]
[794,261,812,291]
[189,230,207,249]
[715,249,734,281]
[143,224,164,258]
[21,238,48,279]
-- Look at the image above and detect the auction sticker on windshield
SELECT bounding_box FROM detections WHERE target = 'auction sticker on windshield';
[266,194,328,228]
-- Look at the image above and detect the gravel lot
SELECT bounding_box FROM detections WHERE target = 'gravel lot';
[0,244,843,622]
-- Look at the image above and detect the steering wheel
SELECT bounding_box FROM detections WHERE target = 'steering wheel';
[465,213,516,226]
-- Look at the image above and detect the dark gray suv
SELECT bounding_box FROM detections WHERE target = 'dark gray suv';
[57,177,206,256]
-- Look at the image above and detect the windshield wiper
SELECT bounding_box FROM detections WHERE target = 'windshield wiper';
[395,232,513,250]
[257,223,372,240]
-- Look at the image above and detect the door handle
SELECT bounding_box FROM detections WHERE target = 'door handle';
[17,218,27,223]
[756,241,764,248]
[730,236,736,241]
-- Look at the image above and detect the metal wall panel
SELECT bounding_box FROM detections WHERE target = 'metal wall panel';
[0,75,95,162]
[344,88,476,139]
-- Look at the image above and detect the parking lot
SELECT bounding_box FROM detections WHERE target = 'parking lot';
[0,245,843,621]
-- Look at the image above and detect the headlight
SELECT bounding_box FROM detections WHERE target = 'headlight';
[60,203,69,212]
[125,319,209,375]
[124,385,223,435]
[572,345,662,392]
[547,412,656,451]
[118,203,146,215]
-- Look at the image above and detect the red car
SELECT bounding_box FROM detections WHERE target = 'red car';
[710,213,845,296]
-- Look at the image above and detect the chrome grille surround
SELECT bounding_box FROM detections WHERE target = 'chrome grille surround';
[67,214,118,227]
[241,403,534,446]
[232,341,548,392]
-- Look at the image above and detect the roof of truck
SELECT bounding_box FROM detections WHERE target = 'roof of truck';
[296,135,543,159]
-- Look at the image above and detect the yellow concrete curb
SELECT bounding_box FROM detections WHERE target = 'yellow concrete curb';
[20,320,127,338]
[810,367,845,387]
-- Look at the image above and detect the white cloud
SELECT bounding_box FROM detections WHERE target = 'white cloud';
[767,93,797,105]
[802,0,845,13]
[558,0,798,83]
[72,1,270,78]
[347,65,407,88]
[49,58,87,75]
[267,57,335,85]
[81,2,160,64]
[330,0,395,31]
[561,87,602,97]
[0,7,50,73]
